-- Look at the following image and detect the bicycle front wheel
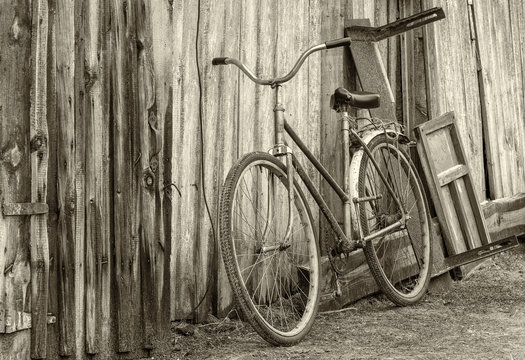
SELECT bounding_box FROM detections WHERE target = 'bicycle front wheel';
[219,152,320,346]
[356,134,432,306]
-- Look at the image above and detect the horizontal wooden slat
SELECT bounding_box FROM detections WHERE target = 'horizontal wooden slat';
[437,164,468,186]
[2,203,48,216]
[416,111,455,135]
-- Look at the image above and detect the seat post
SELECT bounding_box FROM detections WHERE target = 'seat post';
[341,110,352,239]
[273,85,285,146]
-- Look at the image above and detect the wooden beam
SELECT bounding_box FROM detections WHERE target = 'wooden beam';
[29,0,49,358]
[482,193,525,241]
[437,164,468,187]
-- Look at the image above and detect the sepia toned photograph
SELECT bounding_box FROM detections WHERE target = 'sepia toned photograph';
[0,0,524,359]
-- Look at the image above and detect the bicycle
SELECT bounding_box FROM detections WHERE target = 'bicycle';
[213,8,445,346]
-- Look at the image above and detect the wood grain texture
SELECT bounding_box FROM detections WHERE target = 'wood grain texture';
[110,0,133,352]
[55,0,76,354]
[482,193,525,241]
[73,0,86,356]
[472,0,525,199]
[83,0,104,354]
[423,0,486,199]
[0,3,33,358]
[150,0,174,339]
[29,0,49,358]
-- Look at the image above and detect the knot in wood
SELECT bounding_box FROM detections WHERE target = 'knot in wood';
[30,134,47,152]
[143,169,155,188]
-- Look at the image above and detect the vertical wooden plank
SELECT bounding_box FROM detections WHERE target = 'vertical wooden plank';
[320,0,344,255]
[0,0,33,343]
[55,0,76,354]
[99,0,112,355]
[29,0,49,358]
[448,180,480,250]
[83,0,105,354]
[171,0,200,321]
[473,0,525,198]
[202,0,241,319]
[150,0,174,337]
[111,0,133,352]
[73,0,86,356]
[135,0,157,348]
[45,0,59,354]
[306,0,322,225]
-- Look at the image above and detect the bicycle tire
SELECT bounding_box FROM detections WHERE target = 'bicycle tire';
[219,152,320,346]
[356,134,432,305]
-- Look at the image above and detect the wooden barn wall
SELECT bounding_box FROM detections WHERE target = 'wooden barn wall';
[423,0,525,199]
[472,0,525,199]
[0,0,33,358]
[1,0,525,359]
[171,0,326,321]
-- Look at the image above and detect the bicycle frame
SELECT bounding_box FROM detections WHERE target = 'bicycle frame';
[212,7,446,253]
[268,86,407,253]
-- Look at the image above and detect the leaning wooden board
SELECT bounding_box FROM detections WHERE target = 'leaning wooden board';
[414,112,518,272]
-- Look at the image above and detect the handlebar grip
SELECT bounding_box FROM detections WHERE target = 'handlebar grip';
[325,37,351,49]
[212,57,229,65]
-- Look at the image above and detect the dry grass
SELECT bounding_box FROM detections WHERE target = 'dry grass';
[153,245,525,360]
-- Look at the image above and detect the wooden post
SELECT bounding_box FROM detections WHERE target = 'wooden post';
[29,0,49,358]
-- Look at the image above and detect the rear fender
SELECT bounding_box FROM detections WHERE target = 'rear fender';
[348,129,408,239]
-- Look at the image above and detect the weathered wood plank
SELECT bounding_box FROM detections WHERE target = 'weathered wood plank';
[73,0,86,355]
[99,0,112,355]
[171,0,200,320]
[482,193,525,241]
[319,0,345,258]
[83,0,105,353]
[474,0,525,199]
[437,164,468,186]
[136,0,157,348]
[55,0,76,354]
[110,0,133,352]
[29,0,49,357]
[210,0,245,318]
[0,1,33,352]
[150,0,173,338]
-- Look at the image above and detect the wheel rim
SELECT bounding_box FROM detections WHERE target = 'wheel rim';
[229,159,319,337]
[360,143,430,298]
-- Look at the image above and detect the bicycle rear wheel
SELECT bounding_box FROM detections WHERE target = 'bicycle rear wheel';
[219,152,320,346]
[357,134,432,305]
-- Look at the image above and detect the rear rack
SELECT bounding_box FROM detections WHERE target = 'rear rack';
[346,7,445,42]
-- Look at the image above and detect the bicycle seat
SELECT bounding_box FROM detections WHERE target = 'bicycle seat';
[330,87,380,110]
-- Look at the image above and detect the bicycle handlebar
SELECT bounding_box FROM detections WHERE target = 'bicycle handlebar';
[212,42,331,86]
[212,7,444,86]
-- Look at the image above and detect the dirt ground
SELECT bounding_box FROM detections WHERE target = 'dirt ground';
[153,245,525,360]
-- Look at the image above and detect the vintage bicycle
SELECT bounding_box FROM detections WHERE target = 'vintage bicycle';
[213,8,445,346]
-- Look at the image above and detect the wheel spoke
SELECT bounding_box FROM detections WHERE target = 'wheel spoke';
[220,155,319,343]
[359,139,430,305]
